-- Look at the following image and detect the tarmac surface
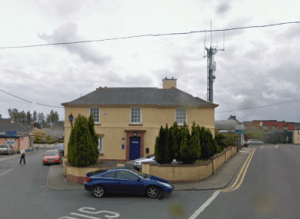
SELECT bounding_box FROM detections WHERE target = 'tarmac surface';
[46,147,253,191]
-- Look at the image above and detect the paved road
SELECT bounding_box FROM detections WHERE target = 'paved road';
[1,144,299,218]
[198,144,300,218]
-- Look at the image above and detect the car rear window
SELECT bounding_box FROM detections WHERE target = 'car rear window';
[0,145,7,148]
[45,152,59,156]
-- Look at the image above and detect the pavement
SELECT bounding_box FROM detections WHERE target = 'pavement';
[46,147,253,191]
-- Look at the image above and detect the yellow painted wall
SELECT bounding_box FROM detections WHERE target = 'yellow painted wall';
[64,105,216,160]
[294,130,300,144]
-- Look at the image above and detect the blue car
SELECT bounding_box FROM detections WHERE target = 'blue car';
[84,168,174,199]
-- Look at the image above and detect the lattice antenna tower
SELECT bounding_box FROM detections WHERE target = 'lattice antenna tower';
[203,20,225,103]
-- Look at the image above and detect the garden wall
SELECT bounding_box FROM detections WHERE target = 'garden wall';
[142,146,237,183]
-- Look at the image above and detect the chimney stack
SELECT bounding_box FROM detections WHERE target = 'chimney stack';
[162,77,177,89]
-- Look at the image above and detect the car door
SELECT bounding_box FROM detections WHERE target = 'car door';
[100,172,119,193]
[115,171,143,194]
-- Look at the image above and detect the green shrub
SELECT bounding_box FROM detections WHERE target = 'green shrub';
[222,132,239,147]
[67,114,99,167]
[164,124,174,163]
[170,122,181,160]
[88,114,100,164]
[177,122,200,164]
[155,126,166,164]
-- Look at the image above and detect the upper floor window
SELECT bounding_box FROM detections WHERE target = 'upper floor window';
[130,107,141,124]
[176,108,187,125]
[273,126,278,130]
[263,126,268,130]
[283,125,288,130]
[90,107,100,123]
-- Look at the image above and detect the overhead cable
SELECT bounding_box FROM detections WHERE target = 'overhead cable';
[0,21,299,49]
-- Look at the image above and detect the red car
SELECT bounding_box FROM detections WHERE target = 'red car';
[43,150,61,165]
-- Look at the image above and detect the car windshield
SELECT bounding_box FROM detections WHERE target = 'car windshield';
[130,169,149,178]
[45,151,58,156]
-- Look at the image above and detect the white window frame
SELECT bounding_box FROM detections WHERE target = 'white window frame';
[89,107,100,124]
[98,137,103,153]
[283,125,288,130]
[175,108,187,125]
[130,107,142,124]
[263,126,268,130]
[273,126,278,130]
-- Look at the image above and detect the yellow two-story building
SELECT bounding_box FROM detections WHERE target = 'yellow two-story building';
[62,77,218,162]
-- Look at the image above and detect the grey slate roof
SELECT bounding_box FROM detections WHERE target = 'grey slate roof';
[215,120,241,130]
[215,115,242,130]
[0,123,30,133]
[62,88,218,107]
[0,118,13,123]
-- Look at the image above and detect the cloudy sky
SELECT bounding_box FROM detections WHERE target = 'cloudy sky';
[1,0,300,123]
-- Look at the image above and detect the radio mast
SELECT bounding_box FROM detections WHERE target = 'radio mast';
[203,20,225,103]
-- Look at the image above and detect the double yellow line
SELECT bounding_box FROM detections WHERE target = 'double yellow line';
[220,148,256,192]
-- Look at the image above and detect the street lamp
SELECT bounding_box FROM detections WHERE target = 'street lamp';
[68,114,73,129]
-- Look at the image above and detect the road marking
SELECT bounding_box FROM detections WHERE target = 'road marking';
[240,151,250,153]
[188,190,221,219]
[275,145,279,148]
[0,169,12,176]
[260,146,265,148]
[221,149,256,192]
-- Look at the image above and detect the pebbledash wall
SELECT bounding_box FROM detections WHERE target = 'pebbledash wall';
[62,106,216,165]
[142,146,237,183]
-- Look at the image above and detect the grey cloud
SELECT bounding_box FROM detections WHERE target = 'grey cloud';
[38,23,112,65]
[216,3,230,14]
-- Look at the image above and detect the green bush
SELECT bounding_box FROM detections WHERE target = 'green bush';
[67,114,99,167]
[215,129,227,151]
[155,126,167,164]
[164,124,174,163]
[222,132,239,147]
[177,122,201,164]
[88,114,100,164]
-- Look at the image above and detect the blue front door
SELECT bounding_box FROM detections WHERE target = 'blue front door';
[129,138,140,160]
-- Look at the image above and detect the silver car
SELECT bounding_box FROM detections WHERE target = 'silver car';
[247,139,264,145]
[0,144,15,155]
[134,156,181,171]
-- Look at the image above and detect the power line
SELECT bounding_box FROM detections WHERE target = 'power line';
[216,99,300,114]
[0,21,299,49]
[0,89,32,103]
[0,89,63,108]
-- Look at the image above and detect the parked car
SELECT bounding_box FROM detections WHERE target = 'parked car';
[134,156,181,171]
[133,155,155,171]
[247,139,264,145]
[84,168,174,199]
[0,144,15,155]
[43,150,61,165]
[55,144,64,156]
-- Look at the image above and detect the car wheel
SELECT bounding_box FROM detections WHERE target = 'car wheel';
[147,186,159,199]
[92,185,105,198]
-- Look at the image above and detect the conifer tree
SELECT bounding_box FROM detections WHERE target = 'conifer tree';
[88,114,100,164]
[177,122,191,163]
[171,122,181,160]
[155,126,166,164]
[67,114,94,167]
[164,123,173,163]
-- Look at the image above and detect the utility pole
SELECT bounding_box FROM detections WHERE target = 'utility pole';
[203,20,225,103]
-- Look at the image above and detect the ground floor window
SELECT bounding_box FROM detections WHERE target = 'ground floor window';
[98,137,103,153]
